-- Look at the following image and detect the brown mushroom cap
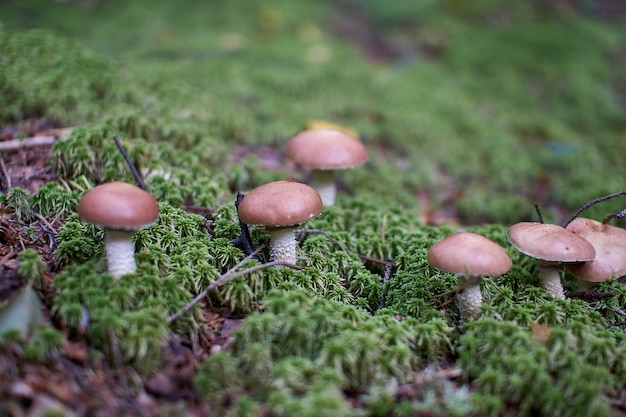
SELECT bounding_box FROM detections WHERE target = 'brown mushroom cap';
[286,128,369,170]
[77,181,160,231]
[427,232,512,276]
[565,217,626,282]
[507,222,595,263]
[238,180,323,227]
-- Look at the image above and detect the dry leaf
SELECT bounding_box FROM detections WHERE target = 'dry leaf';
[530,321,554,342]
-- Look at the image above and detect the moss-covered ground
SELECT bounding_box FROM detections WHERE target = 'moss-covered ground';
[1,1,626,415]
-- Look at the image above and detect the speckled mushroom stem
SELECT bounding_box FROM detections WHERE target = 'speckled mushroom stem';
[456,275,483,321]
[311,170,336,206]
[268,227,298,265]
[104,229,137,279]
[536,262,565,299]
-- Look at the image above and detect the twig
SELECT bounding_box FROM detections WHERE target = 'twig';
[224,241,267,277]
[33,212,58,234]
[167,250,301,324]
[562,190,626,228]
[0,135,57,152]
[297,229,348,253]
[435,296,457,309]
[607,307,626,317]
[430,288,458,299]
[358,254,396,266]
[603,208,626,224]
[534,202,544,223]
[565,290,615,301]
[0,157,11,189]
[231,192,255,256]
[112,135,147,191]
[378,262,394,308]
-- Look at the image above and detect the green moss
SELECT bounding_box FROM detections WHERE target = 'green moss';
[0,29,138,124]
[3,1,626,414]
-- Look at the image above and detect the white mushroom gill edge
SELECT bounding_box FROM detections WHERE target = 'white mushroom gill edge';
[456,275,483,322]
[104,229,138,279]
[311,170,336,206]
[536,262,565,299]
[269,227,298,265]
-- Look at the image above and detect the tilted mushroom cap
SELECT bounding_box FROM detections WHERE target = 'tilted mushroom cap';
[427,232,512,276]
[78,181,160,231]
[238,180,323,228]
[286,128,369,170]
[565,217,626,282]
[507,222,595,263]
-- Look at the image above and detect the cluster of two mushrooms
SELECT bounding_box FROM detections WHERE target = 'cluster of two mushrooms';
[77,128,367,277]
[562,218,626,290]
[237,128,369,264]
[507,220,626,296]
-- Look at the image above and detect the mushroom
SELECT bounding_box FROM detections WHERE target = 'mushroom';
[507,222,595,299]
[286,128,368,206]
[564,217,626,291]
[427,232,512,321]
[77,181,160,279]
[237,180,323,264]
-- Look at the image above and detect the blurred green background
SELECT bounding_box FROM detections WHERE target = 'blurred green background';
[1,0,625,225]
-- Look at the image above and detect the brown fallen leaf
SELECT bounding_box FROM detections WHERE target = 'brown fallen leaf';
[530,321,554,342]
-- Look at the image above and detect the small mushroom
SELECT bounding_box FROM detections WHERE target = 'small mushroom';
[286,128,368,206]
[237,180,323,264]
[77,181,160,279]
[427,232,512,321]
[507,222,595,299]
[565,217,626,291]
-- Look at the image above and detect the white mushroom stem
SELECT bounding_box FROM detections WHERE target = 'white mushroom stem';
[536,262,565,299]
[456,275,483,321]
[311,170,337,206]
[268,227,298,265]
[104,229,137,279]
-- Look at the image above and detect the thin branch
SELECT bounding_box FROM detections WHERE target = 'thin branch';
[112,135,147,191]
[562,190,626,228]
[0,128,73,152]
[33,212,58,234]
[565,290,615,301]
[430,288,458,299]
[358,254,396,266]
[223,241,267,278]
[231,192,255,256]
[534,202,544,224]
[607,307,626,317]
[435,296,457,309]
[297,229,348,253]
[167,250,300,324]
[0,157,11,189]
[0,135,57,152]
[378,262,394,308]
[603,208,626,224]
